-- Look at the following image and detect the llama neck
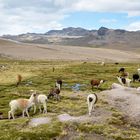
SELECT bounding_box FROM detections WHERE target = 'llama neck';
[29,94,35,103]
[100,80,103,84]
[56,82,61,90]
[117,77,123,84]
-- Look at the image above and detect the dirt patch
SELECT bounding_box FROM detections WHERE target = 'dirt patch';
[58,113,91,122]
[0,39,140,62]
[58,107,111,123]
[101,86,140,125]
[29,117,51,127]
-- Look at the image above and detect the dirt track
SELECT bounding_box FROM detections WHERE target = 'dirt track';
[0,38,140,62]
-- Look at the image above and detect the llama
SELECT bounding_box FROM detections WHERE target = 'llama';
[137,68,140,76]
[47,79,62,100]
[90,79,106,90]
[16,74,22,86]
[118,68,129,78]
[8,92,36,119]
[132,74,140,82]
[87,93,98,116]
[119,68,125,73]
[55,79,62,89]
[132,68,140,82]
[100,61,105,66]
[0,112,3,119]
[33,94,48,114]
[121,72,129,78]
[47,87,60,101]
[117,76,132,87]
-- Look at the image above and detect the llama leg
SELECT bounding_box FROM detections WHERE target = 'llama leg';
[22,110,25,117]
[33,104,36,114]
[88,102,93,116]
[43,103,47,113]
[10,108,15,119]
[54,93,57,100]
[92,103,94,111]
[11,111,15,119]
[57,94,60,101]
[88,102,91,116]
[8,111,11,119]
[39,104,42,113]
[25,109,30,117]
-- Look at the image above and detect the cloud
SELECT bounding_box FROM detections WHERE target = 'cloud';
[0,0,68,35]
[73,0,140,16]
[99,19,117,23]
[125,21,140,31]
[0,0,140,34]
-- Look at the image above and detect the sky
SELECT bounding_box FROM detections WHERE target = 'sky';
[0,0,140,35]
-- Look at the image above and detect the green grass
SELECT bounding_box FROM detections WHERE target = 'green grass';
[0,59,140,139]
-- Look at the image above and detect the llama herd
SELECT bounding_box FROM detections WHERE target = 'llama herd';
[8,79,62,119]
[8,66,140,119]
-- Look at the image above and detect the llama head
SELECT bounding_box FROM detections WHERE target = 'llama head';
[100,80,106,84]
[29,90,37,97]
[119,68,125,73]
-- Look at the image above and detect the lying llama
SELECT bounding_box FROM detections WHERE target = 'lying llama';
[87,93,98,116]
[8,92,36,119]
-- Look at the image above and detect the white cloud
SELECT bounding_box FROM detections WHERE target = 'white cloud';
[73,0,140,16]
[99,19,117,23]
[0,0,140,34]
[125,21,140,31]
[0,0,68,35]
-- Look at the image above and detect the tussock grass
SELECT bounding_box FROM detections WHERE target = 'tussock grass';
[0,59,140,139]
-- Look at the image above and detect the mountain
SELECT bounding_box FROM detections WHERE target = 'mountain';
[1,27,140,52]
[97,27,109,36]
[2,33,49,44]
[45,27,92,36]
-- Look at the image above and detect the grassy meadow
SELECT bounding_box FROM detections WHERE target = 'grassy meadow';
[0,59,140,140]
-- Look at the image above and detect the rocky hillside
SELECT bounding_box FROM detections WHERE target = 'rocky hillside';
[45,27,93,36]
[1,27,140,51]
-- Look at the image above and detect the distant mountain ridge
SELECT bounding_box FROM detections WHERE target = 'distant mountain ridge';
[45,27,94,36]
[1,27,140,51]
